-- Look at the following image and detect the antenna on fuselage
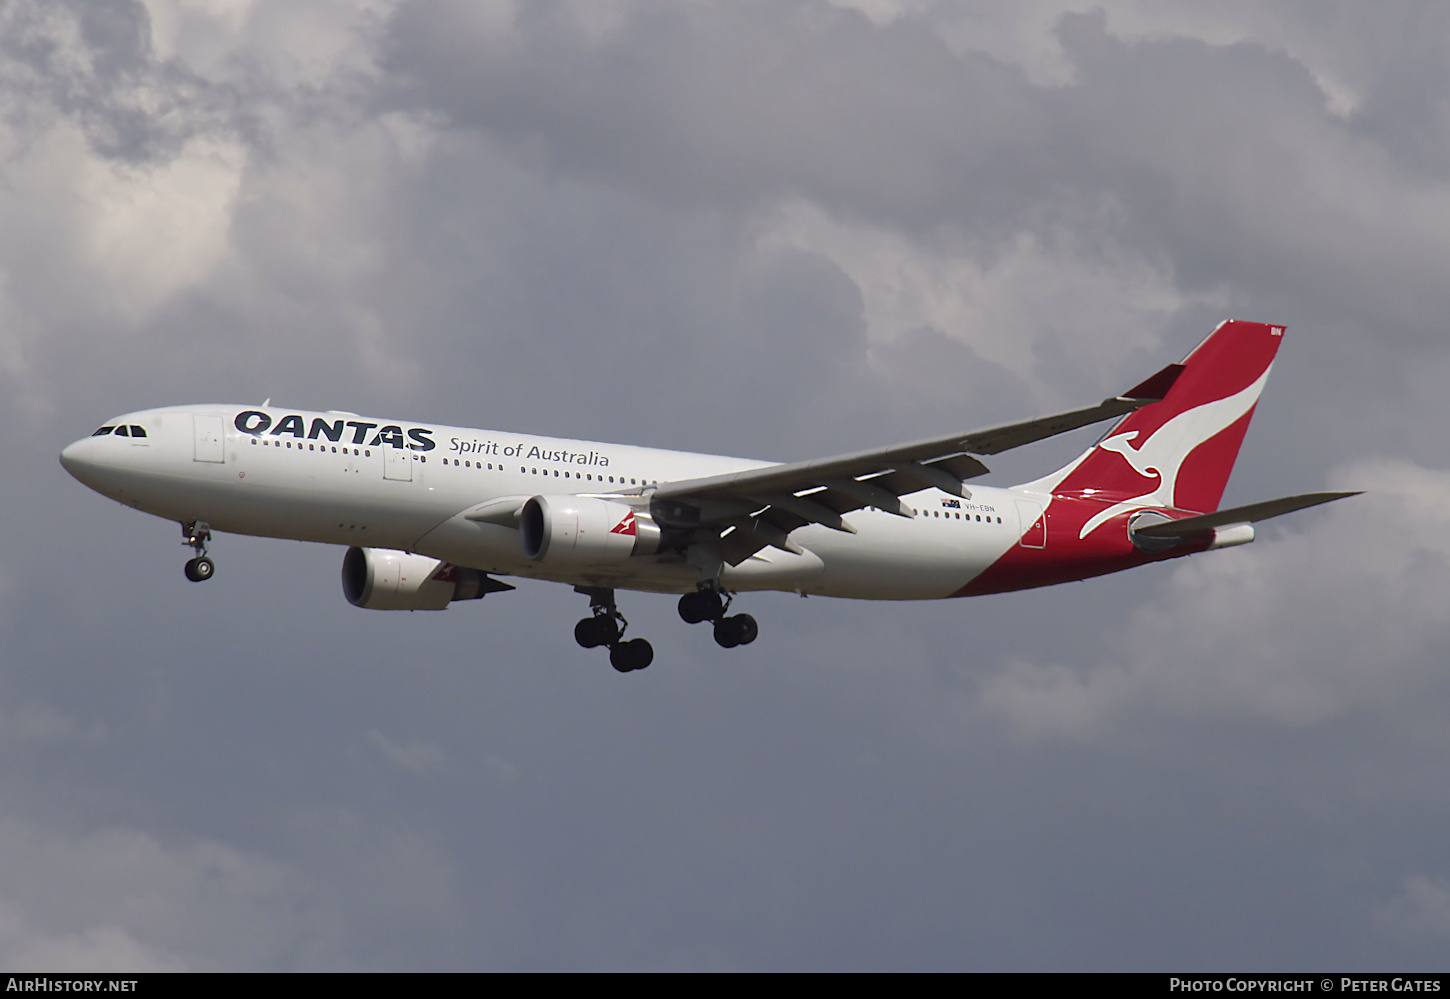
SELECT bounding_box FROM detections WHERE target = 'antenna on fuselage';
[261,398,271,407]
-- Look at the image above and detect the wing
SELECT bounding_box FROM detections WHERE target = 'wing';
[652,366,1182,565]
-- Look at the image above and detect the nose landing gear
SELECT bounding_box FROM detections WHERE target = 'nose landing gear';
[574,587,653,672]
[678,586,757,649]
[181,521,214,582]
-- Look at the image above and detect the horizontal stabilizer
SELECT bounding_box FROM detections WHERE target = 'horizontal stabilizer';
[1132,491,1361,539]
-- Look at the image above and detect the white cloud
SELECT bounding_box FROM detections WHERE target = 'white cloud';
[1375,876,1450,941]
[79,132,246,322]
[0,809,466,970]
[836,1,1374,113]
[0,905,187,973]
[0,702,106,748]
[757,198,1218,398]
[140,0,401,87]
[0,820,297,971]
[983,458,1450,737]
[367,729,447,778]
[822,0,934,29]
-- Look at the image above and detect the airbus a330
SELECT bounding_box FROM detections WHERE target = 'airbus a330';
[60,320,1354,672]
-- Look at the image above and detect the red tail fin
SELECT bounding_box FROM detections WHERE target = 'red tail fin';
[1040,320,1284,523]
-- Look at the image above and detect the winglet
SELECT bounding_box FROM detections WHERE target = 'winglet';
[1122,363,1185,401]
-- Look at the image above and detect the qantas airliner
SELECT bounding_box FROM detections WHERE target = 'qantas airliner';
[60,321,1353,672]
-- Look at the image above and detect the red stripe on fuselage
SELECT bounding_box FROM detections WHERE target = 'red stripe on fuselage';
[951,495,1210,597]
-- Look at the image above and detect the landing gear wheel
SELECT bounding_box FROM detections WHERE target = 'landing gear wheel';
[610,639,654,672]
[678,590,724,624]
[184,556,214,582]
[733,613,758,646]
[713,614,757,648]
[713,616,740,648]
[575,587,653,671]
[575,615,621,649]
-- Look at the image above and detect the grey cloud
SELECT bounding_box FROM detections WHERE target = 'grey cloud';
[0,0,226,163]
[384,0,1047,228]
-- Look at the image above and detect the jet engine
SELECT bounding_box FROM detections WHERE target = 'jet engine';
[519,495,661,565]
[342,546,493,610]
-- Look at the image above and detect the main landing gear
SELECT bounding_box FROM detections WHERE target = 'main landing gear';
[181,521,215,582]
[678,586,757,649]
[574,587,654,673]
[572,585,758,672]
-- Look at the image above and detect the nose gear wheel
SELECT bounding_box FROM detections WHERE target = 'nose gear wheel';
[180,521,215,583]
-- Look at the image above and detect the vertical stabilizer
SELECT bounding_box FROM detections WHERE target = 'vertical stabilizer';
[1032,321,1285,535]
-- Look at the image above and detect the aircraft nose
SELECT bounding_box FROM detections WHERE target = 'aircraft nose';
[59,438,95,481]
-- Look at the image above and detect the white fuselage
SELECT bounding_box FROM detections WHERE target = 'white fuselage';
[60,405,1034,600]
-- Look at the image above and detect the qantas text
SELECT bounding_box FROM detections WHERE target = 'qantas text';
[235,411,435,450]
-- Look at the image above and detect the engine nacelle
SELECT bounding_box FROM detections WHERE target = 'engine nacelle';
[519,495,661,564]
[342,547,491,610]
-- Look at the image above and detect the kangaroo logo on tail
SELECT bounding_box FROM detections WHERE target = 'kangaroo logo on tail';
[1078,367,1273,539]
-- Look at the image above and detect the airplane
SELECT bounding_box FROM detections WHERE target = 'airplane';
[59,320,1355,673]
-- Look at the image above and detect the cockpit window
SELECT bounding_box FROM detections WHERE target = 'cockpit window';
[92,426,115,436]
[113,425,130,437]
[129,425,147,438]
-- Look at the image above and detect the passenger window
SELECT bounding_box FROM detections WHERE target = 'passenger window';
[365,450,370,457]
[92,426,115,436]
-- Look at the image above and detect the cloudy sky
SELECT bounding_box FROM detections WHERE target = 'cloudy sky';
[3,0,1450,970]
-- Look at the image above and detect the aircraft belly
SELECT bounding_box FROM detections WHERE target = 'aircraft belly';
[720,547,825,590]
[100,449,450,551]
[412,514,528,574]
[800,511,1017,600]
